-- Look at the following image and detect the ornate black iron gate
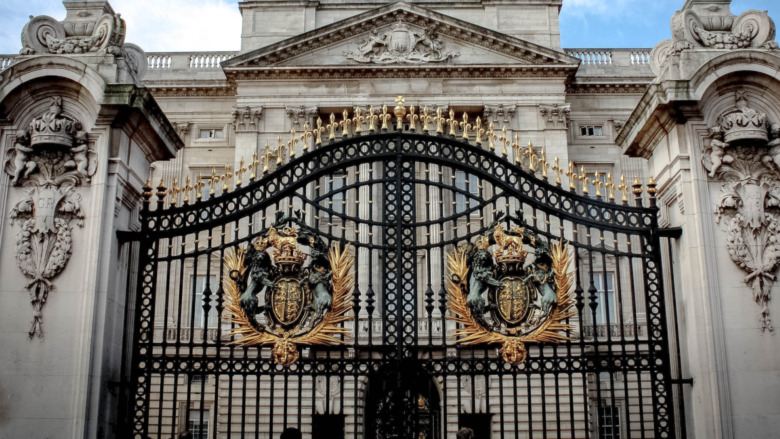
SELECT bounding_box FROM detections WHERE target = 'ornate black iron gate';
[124,105,686,439]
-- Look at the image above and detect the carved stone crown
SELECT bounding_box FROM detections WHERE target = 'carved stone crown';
[30,97,81,147]
[719,92,769,144]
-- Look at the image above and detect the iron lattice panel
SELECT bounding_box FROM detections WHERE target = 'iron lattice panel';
[125,131,682,439]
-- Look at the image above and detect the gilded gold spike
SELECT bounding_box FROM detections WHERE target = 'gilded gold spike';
[632,176,644,197]
[421,106,431,132]
[276,135,284,165]
[407,105,418,132]
[222,165,230,191]
[250,152,258,180]
[566,162,577,190]
[501,125,508,157]
[196,173,205,200]
[579,168,590,194]
[460,112,471,141]
[594,171,603,197]
[487,121,495,151]
[289,128,298,158]
[341,109,351,137]
[236,158,247,187]
[210,169,217,195]
[353,107,363,134]
[315,118,324,146]
[447,109,457,137]
[368,106,378,132]
[607,173,615,200]
[540,148,548,179]
[263,142,273,174]
[435,107,444,134]
[156,177,167,201]
[475,116,484,145]
[171,177,179,204]
[381,105,391,131]
[618,175,629,202]
[183,175,193,203]
[512,134,520,164]
[328,113,337,140]
[552,156,563,185]
[301,123,310,151]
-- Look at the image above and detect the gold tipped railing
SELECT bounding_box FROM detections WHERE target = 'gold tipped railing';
[147,96,652,211]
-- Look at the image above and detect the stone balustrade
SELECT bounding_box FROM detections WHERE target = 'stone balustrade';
[565,48,652,66]
[146,51,238,70]
[0,55,14,72]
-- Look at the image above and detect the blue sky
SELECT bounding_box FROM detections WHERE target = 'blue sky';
[0,0,777,54]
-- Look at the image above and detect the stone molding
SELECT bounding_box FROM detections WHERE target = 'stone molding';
[702,91,779,332]
[2,96,97,338]
[232,106,263,132]
[173,122,190,140]
[538,103,570,130]
[228,65,573,81]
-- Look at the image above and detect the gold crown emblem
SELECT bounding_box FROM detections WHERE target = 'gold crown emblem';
[493,224,528,265]
[267,226,306,269]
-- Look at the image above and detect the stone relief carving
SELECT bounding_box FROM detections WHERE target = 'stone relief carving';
[232,106,263,132]
[173,122,190,140]
[3,97,97,338]
[651,6,779,75]
[702,92,779,332]
[346,22,459,64]
[483,104,515,127]
[538,104,571,129]
[285,106,317,128]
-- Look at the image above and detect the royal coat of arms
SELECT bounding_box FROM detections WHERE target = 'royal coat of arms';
[447,213,576,365]
[223,211,354,365]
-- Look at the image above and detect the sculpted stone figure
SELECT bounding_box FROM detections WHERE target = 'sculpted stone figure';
[9,130,35,185]
[763,124,780,172]
[708,126,731,177]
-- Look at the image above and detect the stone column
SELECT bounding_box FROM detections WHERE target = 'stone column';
[619,3,780,436]
[0,5,181,437]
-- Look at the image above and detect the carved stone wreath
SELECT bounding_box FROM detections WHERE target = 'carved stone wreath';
[3,97,97,338]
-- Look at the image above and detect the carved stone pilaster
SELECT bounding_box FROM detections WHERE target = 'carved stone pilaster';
[232,106,263,132]
[483,104,515,128]
[286,106,318,128]
[173,122,190,140]
[2,97,97,338]
[538,103,570,130]
[702,92,778,332]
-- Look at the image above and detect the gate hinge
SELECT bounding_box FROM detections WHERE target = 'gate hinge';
[670,377,694,385]
[658,227,683,238]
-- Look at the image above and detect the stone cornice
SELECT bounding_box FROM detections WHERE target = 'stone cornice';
[223,2,579,70]
[147,85,237,98]
[566,81,651,95]
[226,64,575,81]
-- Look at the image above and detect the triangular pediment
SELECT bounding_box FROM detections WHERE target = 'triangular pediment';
[222,2,579,72]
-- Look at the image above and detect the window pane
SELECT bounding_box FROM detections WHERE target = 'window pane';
[581,126,587,135]
[594,126,603,136]
[188,409,209,439]
[455,171,467,213]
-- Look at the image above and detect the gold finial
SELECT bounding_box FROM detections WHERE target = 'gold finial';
[528,141,537,172]
[210,168,217,195]
[381,105,391,131]
[422,106,431,132]
[222,165,230,191]
[566,162,577,190]
[540,148,548,179]
[156,177,167,202]
[618,175,629,202]
[171,177,179,204]
[500,126,508,157]
[236,157,247,187]
[579,165,590,194]
[632,176,644,202]
[315,118,324,146]
[353,107,363,134]
[407,105,418,132]
[276,135,284,165]
[394,96,407,130]
[475,116,484,145]
[183,175,193,204]
[289,128,298,158]
[512,133,520,164]
[250,152,259,180]
[487,121,495,151]
[448,109,457,137]
[301,123,311,152]
[263,142,274,174]
[435,107,444,134]
[341,109,351,137]
[328,113,337,141]
[552,156,562,185]
[607,173,615,201]
[195,173,205,200]
[368,106,378,132]
[460,112,471,141]
[647,175,658,198]
[594,171,603,197]
[142,178,153,202]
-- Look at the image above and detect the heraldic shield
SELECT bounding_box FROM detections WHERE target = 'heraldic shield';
[222,210,354,366]
[447,212,576,365]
